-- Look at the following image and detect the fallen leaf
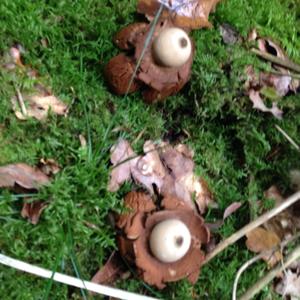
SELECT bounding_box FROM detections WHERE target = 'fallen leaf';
[108,139,214,213]
[246,227,282,267]
[38,158,60,176]
[138,0,221,29]
[275,270,300,298]
[245,30,300,118]
[12,94,68,121]
[223,202,242,220]
[21,200,48,225]
[1,45,68,121]
[91,251,127,285]
[108,139,139,192]
[248,89,283,119]
[0,163,50,189]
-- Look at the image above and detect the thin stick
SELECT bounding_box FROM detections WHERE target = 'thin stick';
[232,233,300,300]
[251,48,300,73]
[15,86,27,116]
[275,124,300,151]
[239,245,300,300]
[266,69,300,80]
[0,253,158,300]
[232,254,263,300]
[203,191,300,264]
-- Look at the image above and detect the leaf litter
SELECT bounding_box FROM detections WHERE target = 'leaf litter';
[245,186,300,268]
[0,160,60,224]
[1,45,68,121]
[245,29,300,118]
[108,138,214,213]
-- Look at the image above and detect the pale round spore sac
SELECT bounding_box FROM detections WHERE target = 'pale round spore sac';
[149,219,191,263]
[153,27,192,68]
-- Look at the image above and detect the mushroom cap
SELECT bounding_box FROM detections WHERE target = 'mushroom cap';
[153,27,192,67]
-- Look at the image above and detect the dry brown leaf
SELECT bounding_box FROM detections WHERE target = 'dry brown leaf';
[245,30,300,118]
[108,139,139,192]
[1,46,68,121]
[138,0,221,29]
[248,89,283,119]
[223,202,242,220]
[0,163,50,189]
[246,227,282,267]
[12,94,68,121]
[21,201,48,224]
[108,139,214,213]
[91,251,127,285]
[275,270,300,298]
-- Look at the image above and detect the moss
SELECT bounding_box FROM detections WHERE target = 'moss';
[0,0,299,299]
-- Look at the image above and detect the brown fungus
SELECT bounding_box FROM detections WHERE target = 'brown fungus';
[104,19,194,103]
[116,191,210,289]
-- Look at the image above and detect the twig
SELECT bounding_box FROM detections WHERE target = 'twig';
[15,86,27,116]
[239,244,300,300]
[251,48,300,73]
[275,124,300,152]
[0,253,158,300]
[232,233,300,300]
[232,254,263,300]
[203,191,300,264]
[265,69,300,80]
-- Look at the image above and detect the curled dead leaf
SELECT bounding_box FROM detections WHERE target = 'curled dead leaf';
[248,89,283,119]
[12,94,68,121]
[108,139,215,214]
[21,200,48,225]
[246,227,282,267]
[0,163,50,189]
[223,202,242,220]
[138,0,221,29]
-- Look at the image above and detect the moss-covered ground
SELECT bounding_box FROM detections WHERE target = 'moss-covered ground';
[0,0,299,299]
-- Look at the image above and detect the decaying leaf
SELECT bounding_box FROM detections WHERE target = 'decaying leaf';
[108,139,214,213]
[0,161,60,224]
[0,163,50,189]
[11,94,68,121]
[248,89,283,119]
[137,0,221,29]
[223,202,242,220]
[245,30,300,118]
[246,227,282,267]
[21,200,48,225]
[91,251,127,285]
[275,270,300,298]
[108,139,139,192]
[1,46,68,121]
[246,186,300,267]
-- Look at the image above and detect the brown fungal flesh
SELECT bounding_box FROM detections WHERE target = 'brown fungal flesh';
[134,19,194,102]
[116,191,210,288]
[104,54,141,95]
[105,19,194,102]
